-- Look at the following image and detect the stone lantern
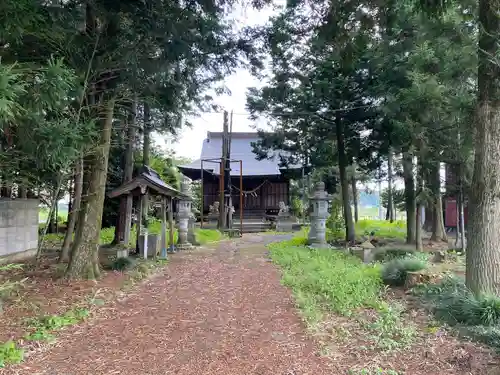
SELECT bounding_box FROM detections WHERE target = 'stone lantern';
[308,181,332,248]
[176,177,193,250]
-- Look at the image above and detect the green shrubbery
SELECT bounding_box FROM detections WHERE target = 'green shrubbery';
[381,258,427,286]
[373,248,414,262]
[414,276,500,349]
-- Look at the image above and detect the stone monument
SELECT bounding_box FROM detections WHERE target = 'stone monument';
[226,204,235,228]
[207,201,219,228]
[308,181,332,248]
[176,177,193,250]
[276,201,294,232]
[187,211,200,246]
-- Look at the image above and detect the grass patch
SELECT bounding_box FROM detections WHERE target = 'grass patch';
[356,219,406,240]
[196,229,223,245]
[268,237,418,352]
[268,238,382,323]
[327,219,407,242]
[414,276,500,350]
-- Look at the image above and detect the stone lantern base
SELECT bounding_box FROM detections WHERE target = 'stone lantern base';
[176,242,193,250]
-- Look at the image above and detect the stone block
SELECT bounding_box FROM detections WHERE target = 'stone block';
[138,234,160,258]
[0,199,39,257]
[350,247,374,263]
[276,219,294,232]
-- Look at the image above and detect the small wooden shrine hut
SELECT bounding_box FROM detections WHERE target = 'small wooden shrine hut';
[107,165,188,258]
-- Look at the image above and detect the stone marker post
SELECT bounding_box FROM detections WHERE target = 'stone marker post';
[207,201,219,228]
[308,181,331,248]
[276,201,294,232]
[176,177,193,250]
[187,211,200,246]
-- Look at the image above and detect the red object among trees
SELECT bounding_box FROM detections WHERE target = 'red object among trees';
[444,197,468,228]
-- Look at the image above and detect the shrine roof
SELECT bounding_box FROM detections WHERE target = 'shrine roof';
[178,132,301,178]
[107,166,187,199]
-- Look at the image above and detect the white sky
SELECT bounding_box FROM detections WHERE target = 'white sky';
[153,3,281,160]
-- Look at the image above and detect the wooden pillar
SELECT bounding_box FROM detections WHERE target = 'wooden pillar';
[160,196,167,258]
[135,194,142,253]
[123,193,133,246]
[168,196,175,252]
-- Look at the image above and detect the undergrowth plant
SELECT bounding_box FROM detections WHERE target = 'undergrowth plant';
[381,258,427,286]
[25,308,90,342]
[414,276,500,350]
[363,302,417,350]
[0,341,23,368]
[0,264,26,310]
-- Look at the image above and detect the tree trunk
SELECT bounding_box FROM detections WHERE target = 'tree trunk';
[67,176,74,225]
[65,98,115,279]
[424,202,433,232]
[114,97,137,246]
[459,186,466,252]
[416,157,424,251]
[403,152,416,244]
[143,102,151,167]
[59,157,83,263]
[18,187,27,199]
[136,102,151,251]
[351,171,359,223]
[430,162,447,242]
[48,207,57,234]
[387,149,394,222]
[465,0,500,295]
[335,116,355,243]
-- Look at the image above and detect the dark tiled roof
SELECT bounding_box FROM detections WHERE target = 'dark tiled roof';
[179,132,301,177]
[107,166,186,198]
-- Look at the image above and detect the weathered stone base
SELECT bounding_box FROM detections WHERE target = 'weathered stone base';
[187,234,200,246]
[276,221,294,232]
[176,242,193,250]
[308,242,329,249]
[350,248,374,263]
[116,249,129,258]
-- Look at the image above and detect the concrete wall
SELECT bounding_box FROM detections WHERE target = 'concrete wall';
[0,199,39,260]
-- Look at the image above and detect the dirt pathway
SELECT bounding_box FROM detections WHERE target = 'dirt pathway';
[7,234,334,375]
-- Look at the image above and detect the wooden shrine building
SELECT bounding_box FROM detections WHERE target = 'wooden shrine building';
[179,132,301,221]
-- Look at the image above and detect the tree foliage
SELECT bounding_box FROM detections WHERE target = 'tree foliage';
[1,0,265,278]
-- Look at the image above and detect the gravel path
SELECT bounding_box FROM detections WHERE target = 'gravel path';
[8,234,334,375]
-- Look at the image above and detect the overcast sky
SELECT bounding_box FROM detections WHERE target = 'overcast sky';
[153,3,281,160]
